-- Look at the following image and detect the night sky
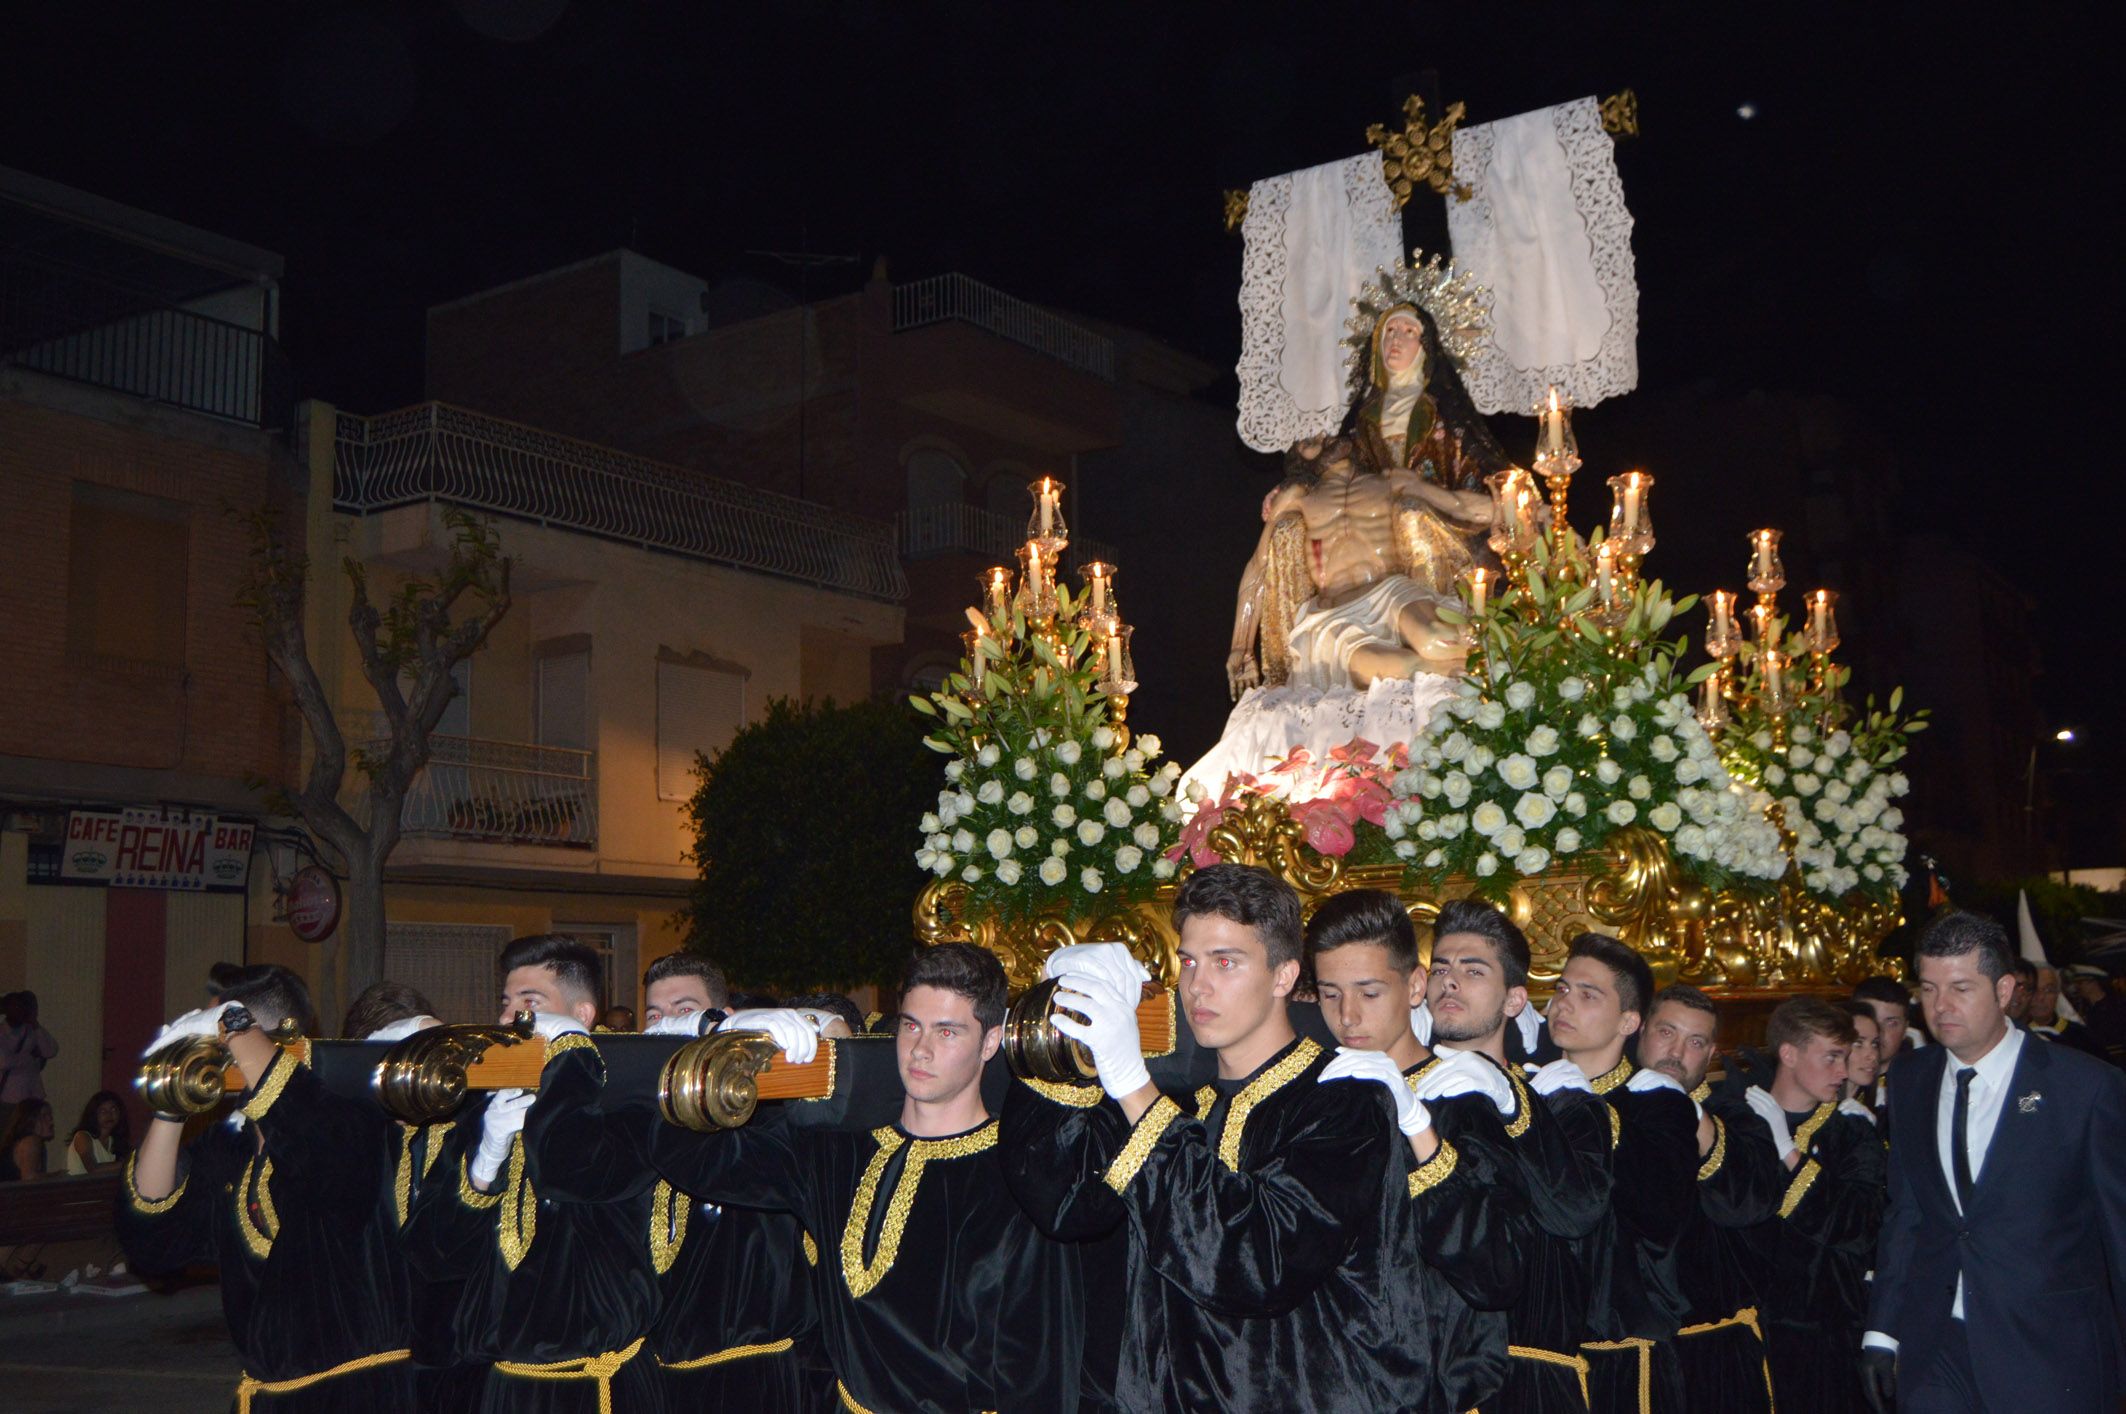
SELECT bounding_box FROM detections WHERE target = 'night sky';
[7,3,2119,866]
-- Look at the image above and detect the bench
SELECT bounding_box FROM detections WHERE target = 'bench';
[0,1172,120,1247]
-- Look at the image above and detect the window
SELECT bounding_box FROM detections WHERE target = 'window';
[904,450,967,512]
[647,310,689,347]
[537,645,591,751]
[68,482,189,667]
[656,657,745,801]
[383,922,515,1024]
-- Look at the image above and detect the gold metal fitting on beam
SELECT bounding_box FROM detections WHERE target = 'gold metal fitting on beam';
[658,1029,785,1132]
[138,1015,304,1120]
[1001,977,1101,1084]
[371,1013,536,1125]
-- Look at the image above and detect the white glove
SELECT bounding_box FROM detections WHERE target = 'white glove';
[1319,1046,1433,1138]
[1745,1086,1797,1161]
[718,1008,819,1065]
[644,1011,712,1038]
[1838,1097,1877,1125]
[1043,943,1150,998]
[143,1002,238,1058]
[1512,1003,1544,1056]
[1626,1066,1702,1119]
[529,1012,588,1042]
[365,1015,441,1043]
[1528,1058,1594,1096]
[1409,1000,1434,1045]
[1048,971,1151,1100]
[471,1088,535,1187]
[1417,1049,1516,1116]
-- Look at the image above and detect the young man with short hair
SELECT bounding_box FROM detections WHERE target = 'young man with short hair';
[1636,983,1784,1414]
[653,942,1081,1412]
[1742,996,1884,1413]
[1851,976,1915,1112]
[122,964,416,1412]
[1308,888,1529,1413]
[404,935,662,1413]
[1547,933,1700,1413]
[1002,864,1412,1411]
[1426,899,1612,1414]
[642,951,730,1028]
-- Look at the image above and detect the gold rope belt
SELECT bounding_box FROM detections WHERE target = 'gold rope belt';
[1579,1335,1653,1414]
[235,1348,410,1414]
[657,1336,795,1371]
[493,1335,645,1414]
[1506,1342,1592,1407]
[1674,1305,1774,1412]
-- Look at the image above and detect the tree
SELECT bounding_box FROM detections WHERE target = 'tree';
[684,697,936,992]
[239,505,511,1019]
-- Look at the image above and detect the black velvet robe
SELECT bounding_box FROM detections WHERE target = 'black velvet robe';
[395,1113,490,1412]
[1670,1087,1782,1414]
[1480,1062,1613,1414]
[116,1050,415,1412]
[402,1040,660,1414]
[1002,1034,1447,1413]
[651,1107,1080,1413]
[1751,1103,1886,1414]
[1581,1061,1698,1414]
[643,1181,832,1410]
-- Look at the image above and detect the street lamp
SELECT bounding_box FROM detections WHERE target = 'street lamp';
[2056,728,2077,743]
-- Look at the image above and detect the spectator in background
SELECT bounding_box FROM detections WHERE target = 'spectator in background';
[2005,956,2037,1026]
[341,980,439,1039]
[1838,1001,1884,1124]
[2028,964,2108,1060]
[602,1005,638,1032]
[2,990,59,1106]
[66,1090,130,1175]
[2063,965,2126,1067]
[1852,976,1915,1112]
[1,1097,54,1181]
[786,991,863,1038]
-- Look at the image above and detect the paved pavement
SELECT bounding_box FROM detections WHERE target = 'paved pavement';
[0,1281,237,1413]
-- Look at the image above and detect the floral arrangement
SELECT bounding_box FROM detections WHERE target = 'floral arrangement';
[1384,540,1789,897]
[911,583,1183,924]
[1174,740,1406,866]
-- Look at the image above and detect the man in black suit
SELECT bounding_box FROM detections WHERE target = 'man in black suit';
[1862,911,2126,1413]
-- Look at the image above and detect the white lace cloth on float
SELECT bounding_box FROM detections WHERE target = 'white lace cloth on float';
[1236,152,1403,453]
[1447,97,1638,414]
[1180,674,1460,804]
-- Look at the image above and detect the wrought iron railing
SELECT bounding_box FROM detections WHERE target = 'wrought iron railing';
[334,403,908,602]
[897,502,1117,572]
[0,251,294,430]
[891,273,1115,382]
[371,730,598,848]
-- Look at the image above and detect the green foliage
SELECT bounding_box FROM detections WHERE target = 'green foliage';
[684,697,937,991]
[1958,875,2115,964]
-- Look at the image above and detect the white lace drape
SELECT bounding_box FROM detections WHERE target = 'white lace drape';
[1179,674,1461,804]
[1447,97,1638,414]
[1236,152,1402,453]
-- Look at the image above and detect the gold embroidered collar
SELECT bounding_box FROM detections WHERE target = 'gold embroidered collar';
[1588,1056,1634,1095]
[1690,1081,1712,1104]
[840,1120,998,1300]
[1209,1037,1321,1172]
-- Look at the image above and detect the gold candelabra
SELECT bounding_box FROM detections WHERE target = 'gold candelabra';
[1697,527,1847,744]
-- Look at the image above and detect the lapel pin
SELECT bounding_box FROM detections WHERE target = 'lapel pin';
[2017,1091,2042,1114]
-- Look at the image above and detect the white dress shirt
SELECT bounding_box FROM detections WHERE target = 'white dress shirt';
[1863,1024,2027,1352]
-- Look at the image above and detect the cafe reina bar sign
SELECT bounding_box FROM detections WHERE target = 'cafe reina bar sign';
[61,808,255,892]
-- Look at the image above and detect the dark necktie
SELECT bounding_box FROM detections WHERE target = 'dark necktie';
[1951,1066,1976,1210]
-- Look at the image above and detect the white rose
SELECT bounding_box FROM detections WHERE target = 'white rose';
[915,848,936,869]
[1124,750,1146,772]
[1515,846,1551,875]
[1628,775,1652,800]
[1476,701,1508,730]
[1515,792,1558,830]
[1127,784,1150,808]
[1443,773,1473,808]
[1496,826,1526,857]
[1499,753,1540,790]
[1471,801,1510,836]
[961,864,984,883]
[1014,757,1037,781]
[1606,800,1638,826]
[1115,845,1143,874]
[1132,822,1161,850]
[933,852,955,876]
[1416,819,1439,841]
[1555,827,1583,855]
[1540,764,1573,799]
[1436,813,1468,840]
[1051,803,1077,828]
[1564,792,1588,817]
[1476,852,1499,877]
[1789,746,1815,770]
[977,780,1005,805]
[1506,680,1537,712]
[1014,824,1039,849]
[1091,726,1116,751]
[995,858,1023,886]
[1650,735,1678,763]
[1673,824,1706,857]
[1468,745,1496,773]
[1076,818,1107,846]
[1084,779,1109,801]
[1050,772,1073,798]
[1056,740,1083,766]
[1138,734,1162,757]
[1526,725,1561,757]
[920,812,941,833]
[1423,848,1446,868]
[1794,773,1822,797]
[1594,758,1623,786]
[1825,779,1852,804]
[1559,677,1587,701]
[976,743,1000,768]
[986,828,1014,860]
[1440,731,1472,762]
[1649,802,1684,832]
[1610,715,1638,742]
[1098,797,1128,828]
[1677,758,1704,785]
[1038,857,1067,887]
[1578,713,1605,739]
[937,800,960,827]
[945,760,966,782]
[1151,856,1177,880]
[1050,837,1071,858]
[1080,867,1104,894]
[952,828,976,853]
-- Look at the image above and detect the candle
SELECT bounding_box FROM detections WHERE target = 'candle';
[1698,675,1729,730]
[1087,563,1110,615]
[1709,590,1736,643]
[1762,649,1787,706]
[1595,543,1616,604]
[985,567,1011,616]
[1751,529,1780,584]
[1622,472,1644,536]
[964,606,991,638]
[1749,602,1775,643]
[1543,387,1565,458]
[1105,633,1123,681]
[1468,567,1491,616]
[1028,541,1044,588]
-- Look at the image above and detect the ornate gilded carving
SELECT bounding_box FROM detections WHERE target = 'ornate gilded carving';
[1223,189,1251,233]
[1599,89,1640,138]
[913,878,1178,993]
[1366,96,1472,207]
[373,1014,536,1126]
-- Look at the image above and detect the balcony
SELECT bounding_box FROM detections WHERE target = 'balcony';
[897,502,1116,572]
[0,251,294,429]
[892,273,1115,382]
[376,731,598,849]
[335,403,908,603]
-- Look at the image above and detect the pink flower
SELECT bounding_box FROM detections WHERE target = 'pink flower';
[1329,774,1392,826]
[1269,749,1314,777]
[1290,798,1356,856]
[1171,774,1261,869]
[1327,738,1379,768]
